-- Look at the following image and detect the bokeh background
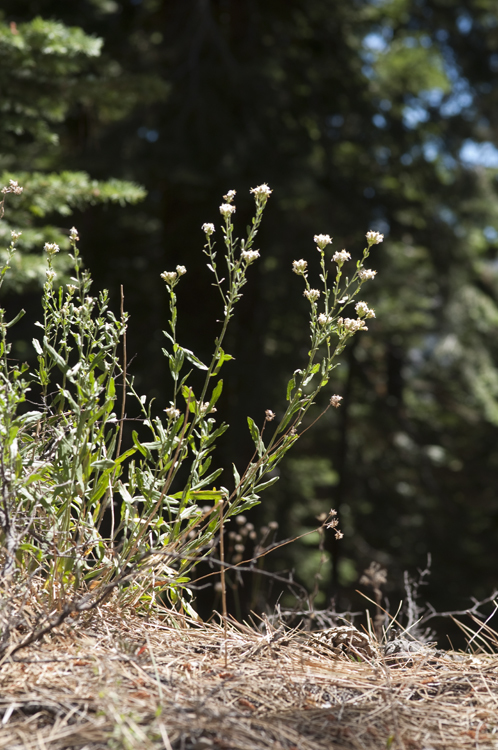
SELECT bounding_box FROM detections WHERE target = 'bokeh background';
[2,0,498,639]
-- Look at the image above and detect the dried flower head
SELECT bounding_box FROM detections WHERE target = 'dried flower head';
[161,270,177,285]
[314,233,332,250]
[250,183,272,202]
[241,249,260,264]
[1,179,23,195]
[202,222,215,236]
[292,259,308,276]
[366,230,384,245]
[332,249,351,265]
[358,268,377,281]
[330,394,343,408]
[223,190,236,202]
[265,409,276,421]
[219,203,236,217]
[303,288,320,302]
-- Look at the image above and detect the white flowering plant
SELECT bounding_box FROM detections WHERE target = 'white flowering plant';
[0,178,381,625]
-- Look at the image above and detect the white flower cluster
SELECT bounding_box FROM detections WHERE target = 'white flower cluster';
[330,394,343,408]
[292,259,308,275]
[198,401,217,416]
[366,230,384,245]
[304,288,320,301]
[223,189,236,202]
[202,222,215,236]
[161,265,187,286]
[250,183,272,201]
[355,301,375,318]
[241,249,260,264]
[69,226,79,241]
[358,268,377,281]
[161,271,177,285]
[164,406,180,421]
[220,203,236,217]
[314,233,332,250]
[10,230,22,241]
[338,317,369,333]
[332,249,351,265]
[44,242,60,256]
[318,313,332,325]
[1,179,23,195]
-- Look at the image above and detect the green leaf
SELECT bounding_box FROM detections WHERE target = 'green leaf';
[286,373,296,401]
[43,338,67,371]
[208,379,223,410]
[6,309,25,328]
[181,346,208,371]
[253,475,280,493]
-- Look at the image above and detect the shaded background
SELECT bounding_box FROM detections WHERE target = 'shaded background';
[2,0,498,638]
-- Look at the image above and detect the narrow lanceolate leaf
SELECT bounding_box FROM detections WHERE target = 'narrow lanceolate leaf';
[247,416,265,457]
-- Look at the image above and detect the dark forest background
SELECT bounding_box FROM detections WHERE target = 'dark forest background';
[2,0,498,639]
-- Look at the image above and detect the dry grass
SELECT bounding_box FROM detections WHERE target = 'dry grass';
[1,602,498,750]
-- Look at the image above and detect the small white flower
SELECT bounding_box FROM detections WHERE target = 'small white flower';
[241,249,260,264]
[341,317,368,332]
[198,401,217,416]
[69,226,79,241]
[220,203,236,217]
[165,406,181,421]
[223,189,236,202]
[250,183,272,201]
[10,230,22,241]
[44,242,60,256]
[314,234,332,250]
[304,288,320,302]
[338,295,349,304]
[85,296,94,305]
[66,284,76,294]
[330,394,343,408]
[202,222,215,236]
[176,265,187,276]
[161,270,177,285]
[45,270,56,282]
[332,249,351,265]
[355,301,375,319]
[366,230,384,245]
[358,268,377,280]
[292,259,308,275]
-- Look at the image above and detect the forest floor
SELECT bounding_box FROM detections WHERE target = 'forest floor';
[1,602,498,750]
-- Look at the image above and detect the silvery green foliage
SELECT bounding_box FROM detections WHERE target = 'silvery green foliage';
[0,183,379,616]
